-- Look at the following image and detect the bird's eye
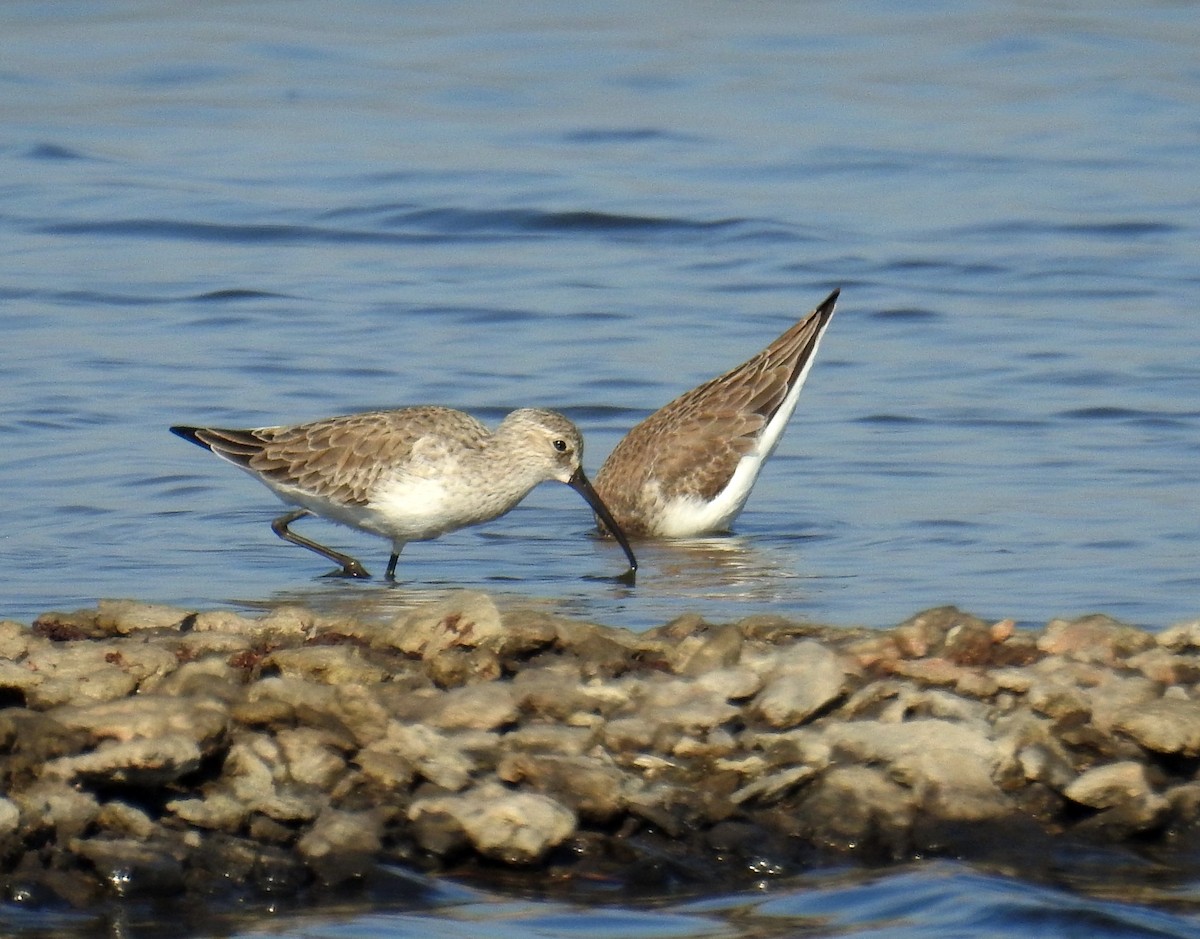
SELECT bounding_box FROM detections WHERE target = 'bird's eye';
[552,439,568,452]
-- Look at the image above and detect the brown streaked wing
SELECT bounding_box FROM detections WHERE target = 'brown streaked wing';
[208,407,490,506]
[596,293,836,524]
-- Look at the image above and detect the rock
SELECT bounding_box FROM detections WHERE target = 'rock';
[9,596,1200,900]
[1157,619,1200,652]
[45,735,203,786]
[893,607,988,657]
[265,646,386,686]
[0,797,21,839]
[356,722,474,792]
[167,792,246,832]
[497,753,626,821]
[94,599,191,635]
[21,643,139,708]
[13,781,100,842]
[751,641,846,728]
[223,733,328,822]
[672,624,744,677]
[823,719,1009,821]
[1037,614,1154,664]
[409,783,576,863]
[69,836,185,896]
[0,620,33,660]
[1063,761,1171,836]
[801,766,916,855]
[1112,698,1200,756]
[393,591,505,656]
[296,808,385,884]
[51,694,229,754]
[276,727,349,789]
[730,765,817,806]
[1064,761,1154,810]
[427,682,519,731]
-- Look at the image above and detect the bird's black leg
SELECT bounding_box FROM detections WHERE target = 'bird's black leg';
[271,509,371,578]
[385,550,401,581]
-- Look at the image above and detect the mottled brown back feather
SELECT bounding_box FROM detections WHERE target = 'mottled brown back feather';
[190,407,490,506]
[595,290,837,534]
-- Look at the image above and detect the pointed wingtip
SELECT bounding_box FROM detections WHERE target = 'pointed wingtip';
[820,287,841,311]
[169,425,211,451]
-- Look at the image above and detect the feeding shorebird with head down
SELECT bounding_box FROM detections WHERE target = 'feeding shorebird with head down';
[594,288,839,538]
[171,406,638,583]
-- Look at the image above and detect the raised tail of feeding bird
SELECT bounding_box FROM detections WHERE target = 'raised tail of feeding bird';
[594,288,839,538]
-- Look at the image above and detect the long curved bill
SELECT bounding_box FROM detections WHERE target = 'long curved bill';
[567,467,638,585]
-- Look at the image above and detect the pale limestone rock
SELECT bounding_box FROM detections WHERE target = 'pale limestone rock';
[51,694,229,752]
[45,735,202,786]
[409,783,576,863]
[1113,698,1200,756]
[1037,614,1154,663]
[497,753,626,821]
[428,682,519,731]
[167,792,246,831]
[752,641,846,728]
[1064,761,1154,809]
[0,621,32,660]
[393,591,505,656]
[356,721,474,791]
[276,727,349,789]
[95,599,191,634]
[22,644,138,708]
[296,807,384,880]
[265,646,386,686]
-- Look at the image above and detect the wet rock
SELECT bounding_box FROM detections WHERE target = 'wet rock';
[70,836,186,896]
[0,797,21,840]
[7,597,1200,902]
[13,781,101,842]
[409,783,576,863]
[802,765,916,855]
[167,792,246,832]
[730,764,817,806]
[45,735,203,786]
[296,807,385,884]
[1063,761,1171,837]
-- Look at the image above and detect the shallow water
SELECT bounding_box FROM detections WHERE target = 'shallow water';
[3,0,1200,935]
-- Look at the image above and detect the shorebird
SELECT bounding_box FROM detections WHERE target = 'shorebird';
[594,288,839,537]
[170,407,638,583]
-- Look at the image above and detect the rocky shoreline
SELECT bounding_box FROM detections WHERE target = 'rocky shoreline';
[3,596,1200,910]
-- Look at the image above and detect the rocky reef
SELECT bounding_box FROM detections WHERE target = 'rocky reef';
[3,596,1200,910]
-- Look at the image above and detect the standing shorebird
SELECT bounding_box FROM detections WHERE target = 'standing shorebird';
[171,406,638,583]
[594,288,839,538]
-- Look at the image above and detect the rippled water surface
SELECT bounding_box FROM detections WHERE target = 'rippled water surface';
[3,1,1200,936]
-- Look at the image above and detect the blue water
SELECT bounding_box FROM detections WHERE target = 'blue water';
[3,1,1200,935]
